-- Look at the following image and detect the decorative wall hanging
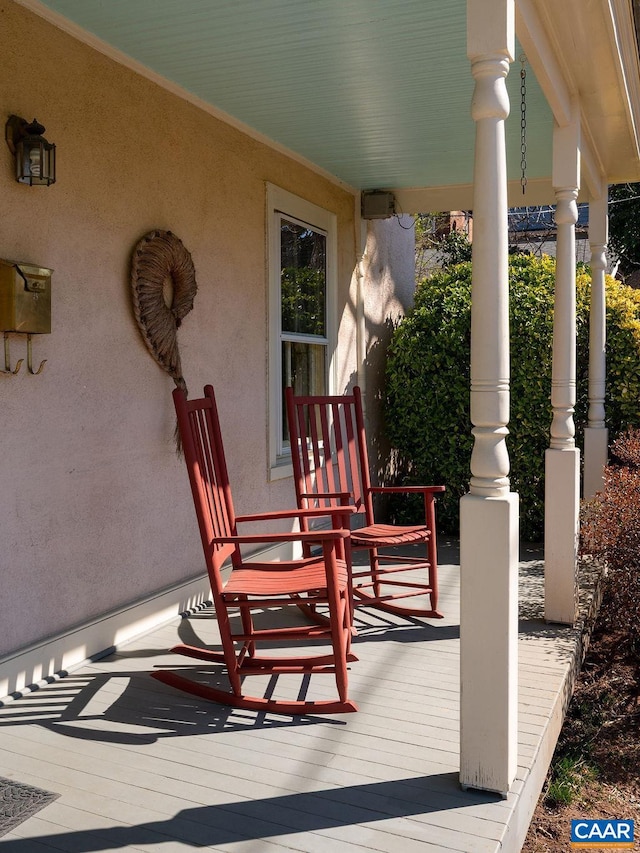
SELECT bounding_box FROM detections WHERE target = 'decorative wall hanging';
[130,229,196,393]
[130,230,197,449]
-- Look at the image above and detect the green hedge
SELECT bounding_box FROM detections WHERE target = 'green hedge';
[385,254,640,540]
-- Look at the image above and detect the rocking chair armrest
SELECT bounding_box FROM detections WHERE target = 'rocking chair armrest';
[214,529,349,545]
[235,506,355,524]
[369,485,446,495]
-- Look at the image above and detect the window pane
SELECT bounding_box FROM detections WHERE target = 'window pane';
[280,219,326,337]
[281,341,326,443]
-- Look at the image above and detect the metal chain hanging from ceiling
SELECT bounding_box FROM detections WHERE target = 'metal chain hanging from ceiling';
[520,55,528,196]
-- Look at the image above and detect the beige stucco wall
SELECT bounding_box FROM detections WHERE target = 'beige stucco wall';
[0,0,359,657]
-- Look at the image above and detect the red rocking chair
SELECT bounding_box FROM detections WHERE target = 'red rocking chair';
[286,385,445,618]
[152,385,357,714]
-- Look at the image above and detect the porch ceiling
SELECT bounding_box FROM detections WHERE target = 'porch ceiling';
[21,0,640,208]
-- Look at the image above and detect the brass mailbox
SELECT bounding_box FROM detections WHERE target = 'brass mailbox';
[0,259,52,334]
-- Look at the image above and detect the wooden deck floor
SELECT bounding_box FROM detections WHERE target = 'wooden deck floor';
[0,542,599,853]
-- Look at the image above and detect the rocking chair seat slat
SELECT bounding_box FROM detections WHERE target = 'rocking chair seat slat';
[351,524,429,547]
[225,559,349,596]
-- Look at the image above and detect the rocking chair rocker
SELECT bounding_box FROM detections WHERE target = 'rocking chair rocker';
[152,385,357,714]
[286,385,445,618]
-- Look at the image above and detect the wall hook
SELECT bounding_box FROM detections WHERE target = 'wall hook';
[3,332,23,374]
[27,334,47,375]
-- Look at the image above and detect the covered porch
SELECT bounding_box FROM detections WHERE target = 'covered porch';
[0,543,600,852]
[1,0,639,832]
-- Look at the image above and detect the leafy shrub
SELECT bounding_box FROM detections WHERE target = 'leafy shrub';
[581,428,640,656]
[608,182,640,279]
[435,230,473,267]
[385,254,640,540]
[602,279,640,429]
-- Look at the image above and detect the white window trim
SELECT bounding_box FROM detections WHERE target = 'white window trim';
[267,184,337,480]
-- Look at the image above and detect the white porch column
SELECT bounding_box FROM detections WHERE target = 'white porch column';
[544,111,580,625]
[583,193,609,499]
[460,0,519,797]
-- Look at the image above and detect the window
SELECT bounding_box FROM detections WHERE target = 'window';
[268,185,336,477]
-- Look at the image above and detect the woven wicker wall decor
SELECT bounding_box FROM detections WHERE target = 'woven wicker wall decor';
[130,229,197,395]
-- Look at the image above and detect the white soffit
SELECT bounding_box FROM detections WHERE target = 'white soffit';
[529,0,640,185]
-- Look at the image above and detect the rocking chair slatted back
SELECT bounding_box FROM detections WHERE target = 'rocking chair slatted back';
[176,388,237,574]
[286,384,446,619]
[288,389,371,520]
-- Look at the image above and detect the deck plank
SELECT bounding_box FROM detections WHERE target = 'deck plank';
[0,549,599,853]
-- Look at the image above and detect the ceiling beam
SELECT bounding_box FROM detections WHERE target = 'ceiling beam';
[391,177,588,215]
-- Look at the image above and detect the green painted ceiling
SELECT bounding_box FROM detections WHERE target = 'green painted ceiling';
[37,0,553,192]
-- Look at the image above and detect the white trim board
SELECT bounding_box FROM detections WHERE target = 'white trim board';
[0,540,290,703]
[0,573,210,703]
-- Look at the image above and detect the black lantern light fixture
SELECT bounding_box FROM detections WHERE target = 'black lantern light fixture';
[5,115,56,186]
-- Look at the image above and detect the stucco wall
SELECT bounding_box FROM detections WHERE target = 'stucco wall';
[0,0,358,656]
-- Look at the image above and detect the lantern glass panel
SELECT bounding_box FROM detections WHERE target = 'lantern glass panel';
[42,144,55,185]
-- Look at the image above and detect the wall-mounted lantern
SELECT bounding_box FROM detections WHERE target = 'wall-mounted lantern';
[5,115,56,186]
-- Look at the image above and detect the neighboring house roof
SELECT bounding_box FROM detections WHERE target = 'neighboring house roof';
[508,204,590,234]
[17,0,640,210]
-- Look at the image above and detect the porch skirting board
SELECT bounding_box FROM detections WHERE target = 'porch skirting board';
[0,541,290,705]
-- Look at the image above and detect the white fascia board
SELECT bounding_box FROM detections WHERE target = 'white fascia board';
[516,0,573,127]
[606,0,640,164]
